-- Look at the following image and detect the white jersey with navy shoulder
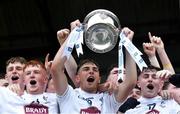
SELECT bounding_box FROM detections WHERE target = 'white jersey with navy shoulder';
[0,87,25,114]
[125,96,180,114]
[57,85,122,114]
[22,92,59,114]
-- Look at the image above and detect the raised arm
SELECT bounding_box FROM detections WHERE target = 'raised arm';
[57,33,77,87]
[44,53,53,77]
[114,27,137,102]
[57,20,80,87]
[149,32,175,74]
[51,29,70,95]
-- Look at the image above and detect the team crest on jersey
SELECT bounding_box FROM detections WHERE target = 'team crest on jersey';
[24,103,48,114]
[146,109,159,114]
[80,106,100,114]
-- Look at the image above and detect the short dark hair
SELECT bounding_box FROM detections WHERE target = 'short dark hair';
[138,65,161,76]
[6,56,27,67]
[76,59,100,74]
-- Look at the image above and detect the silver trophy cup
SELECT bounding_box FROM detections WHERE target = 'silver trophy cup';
[83,9,121,53]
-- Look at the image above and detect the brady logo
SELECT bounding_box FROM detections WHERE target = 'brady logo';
[24,103,48,114]
[25,107,47,113]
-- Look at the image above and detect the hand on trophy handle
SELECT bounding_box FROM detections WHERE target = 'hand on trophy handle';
[57,29,70,45]
[121,27,134,41]
[70,19,81,31]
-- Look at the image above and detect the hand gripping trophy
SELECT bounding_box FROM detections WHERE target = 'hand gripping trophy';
[63,9,147,79]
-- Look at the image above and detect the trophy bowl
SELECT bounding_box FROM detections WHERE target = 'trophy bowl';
[83,9,121,53]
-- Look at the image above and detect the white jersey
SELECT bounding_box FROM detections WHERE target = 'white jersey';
[0,87,59,114]
[125,96,180,114]
[0,87,25,114]
[57,85,122,114]
[22,92,59,114]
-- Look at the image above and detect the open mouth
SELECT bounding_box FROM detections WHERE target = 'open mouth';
[11,76,19,81]
[87,76,95,82]
[147,84,154,90]
[30,80,37,85]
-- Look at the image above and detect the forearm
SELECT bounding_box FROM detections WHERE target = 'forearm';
[124,50,137,89]
[65,55,78,87]
[115,50,137,102]
[148,55,160,68]
[157,49,175,74]
[51,39,69,95]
